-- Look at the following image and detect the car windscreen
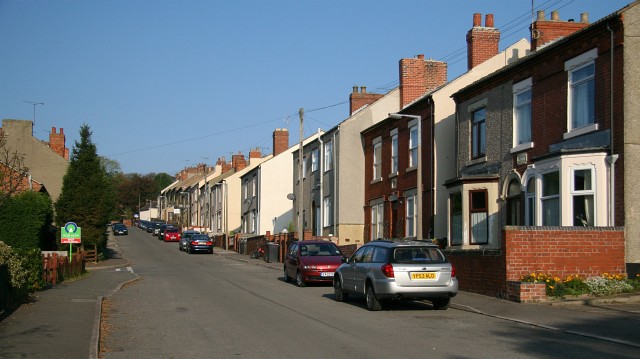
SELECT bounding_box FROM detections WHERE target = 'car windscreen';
[299,243,342,256]
[392,247,446,264]
[166,228,179,233]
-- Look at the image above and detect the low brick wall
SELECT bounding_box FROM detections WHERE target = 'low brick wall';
[445,226,626,302]
[504,226,626,281]
[507,281,546,303]
[446,249,506,297]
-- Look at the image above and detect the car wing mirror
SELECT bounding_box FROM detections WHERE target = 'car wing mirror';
[342,256,348,263]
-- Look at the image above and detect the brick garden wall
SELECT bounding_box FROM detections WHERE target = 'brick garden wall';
[504,227,626,281]
[445,226,626,300]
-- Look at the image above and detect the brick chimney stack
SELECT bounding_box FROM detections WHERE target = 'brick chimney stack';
[217,157,233,173]
[232,151,247,171]
[349,86,384,115]
[531,10,589,51]
[467,13,500,70]
[399,54,447,108]
[249,147,262,159]
[49,127,69,160]
[273,128,289,156]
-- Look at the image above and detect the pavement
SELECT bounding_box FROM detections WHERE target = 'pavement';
[1,234,639,359]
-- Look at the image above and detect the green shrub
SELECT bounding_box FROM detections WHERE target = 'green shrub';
[0,241,28,289]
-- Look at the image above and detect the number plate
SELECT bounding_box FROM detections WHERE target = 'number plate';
[320,272,334,277]
[410,272,436,280]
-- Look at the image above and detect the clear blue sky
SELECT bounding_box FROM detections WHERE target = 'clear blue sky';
[0,0,631,175]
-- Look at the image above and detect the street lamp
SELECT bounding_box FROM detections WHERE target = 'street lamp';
[389,113,423,240]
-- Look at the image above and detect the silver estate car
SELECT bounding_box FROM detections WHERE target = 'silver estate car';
[333,240,457,311]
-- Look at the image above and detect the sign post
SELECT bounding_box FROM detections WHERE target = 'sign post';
[61,222,81,263]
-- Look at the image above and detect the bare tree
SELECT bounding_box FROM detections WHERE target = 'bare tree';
[0,133,29,210]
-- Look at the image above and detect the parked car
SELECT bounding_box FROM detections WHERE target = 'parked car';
[333,239,458,311]
[147,222,162,234]
[283,240,345,287]
[163,227,181,242]
[186,234,213,254]
[112,223,128,236]
[179,230,201,251]
[155,223,171,237]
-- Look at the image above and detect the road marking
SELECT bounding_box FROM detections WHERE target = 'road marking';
[116,267,134,273]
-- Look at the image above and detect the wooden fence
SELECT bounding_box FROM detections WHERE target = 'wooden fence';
[42,251,86,287]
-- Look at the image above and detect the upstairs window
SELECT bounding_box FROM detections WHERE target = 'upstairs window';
[373,142,382,181]
[513,78,532,147]
[324,140,333,172]
[311,148,319,172]
[409,126,418,168]
[391,133,398,174]
[565,48,597,133]
[471,107,486,159]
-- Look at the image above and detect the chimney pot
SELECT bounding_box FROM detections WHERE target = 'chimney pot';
[485,14,494,28]
[417,54,424,59]
[537,10,545,21]
[551,10,559,21]
[361,86,366,94]
[473,13,481,27]
[353,85,358,93]
[51,127,56,133]
[580,13,589,24]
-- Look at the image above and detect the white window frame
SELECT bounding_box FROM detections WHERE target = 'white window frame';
[324,140,333,172]
[370,203,384,240]
[390,130,398,175]
[512,78,533,152]
[250,210,257,233]
[525,176,537,226]
[323,196,332,227]
[302,156,307,179]
[406,195,416,237]
[540,170,560,226]
[571,166,595,226]
[565,48,598,138]
[243,179,248,200]
[311,148,319,172]
[408,125,418,168]
[373,138,382,181]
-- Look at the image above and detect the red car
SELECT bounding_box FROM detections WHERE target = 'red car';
[163,227,181,242]
[283,240,345,287]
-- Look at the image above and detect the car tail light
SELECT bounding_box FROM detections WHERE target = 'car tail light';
[451,263,456,278]
[381,263,394,278]
[206,241,213,245]
[191,241,198,245]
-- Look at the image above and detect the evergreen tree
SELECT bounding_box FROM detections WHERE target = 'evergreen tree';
[55,125,115,253]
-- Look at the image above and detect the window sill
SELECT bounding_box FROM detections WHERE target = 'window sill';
[388,172,398,179]
[510,142,534,154]
[370,178,383,185]
[563,123,598,140]
[465,156,487,167]
[405,166,417,173]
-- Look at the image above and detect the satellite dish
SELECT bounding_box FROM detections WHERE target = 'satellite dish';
[287,193,296,200]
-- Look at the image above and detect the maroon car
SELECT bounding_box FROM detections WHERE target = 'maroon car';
[283,240,345,287]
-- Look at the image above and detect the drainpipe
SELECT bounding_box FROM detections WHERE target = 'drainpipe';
[333,126,340,236]
[429,96,436,239]
[318,128,324,236]
[257,165,261,235]
[606,21,618,226]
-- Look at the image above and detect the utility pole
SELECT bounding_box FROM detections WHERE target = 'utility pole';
[298,108,304,242]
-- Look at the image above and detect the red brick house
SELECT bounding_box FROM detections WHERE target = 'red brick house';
[362,13,529,242]
[445,3,639,299]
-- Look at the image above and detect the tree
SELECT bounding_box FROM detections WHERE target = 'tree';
[0,134,29,210]
[55,125,115,253]
[0,191,55,250]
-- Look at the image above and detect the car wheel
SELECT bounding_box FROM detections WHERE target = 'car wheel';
[431,298,450,310]
[283,266,290,283]
[334,277,348,302]
[295,271,306,287]
[365,284,382,311]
